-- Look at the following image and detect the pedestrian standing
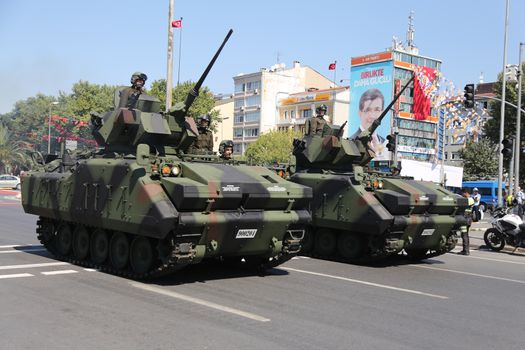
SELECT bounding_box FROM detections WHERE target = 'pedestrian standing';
[515,187,524,219]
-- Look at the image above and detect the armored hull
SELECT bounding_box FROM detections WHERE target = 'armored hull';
[290,171,467,261]
[22,157,311,278]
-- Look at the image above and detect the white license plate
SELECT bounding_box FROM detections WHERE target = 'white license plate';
[235,229,257,239]
[421,229,435,236]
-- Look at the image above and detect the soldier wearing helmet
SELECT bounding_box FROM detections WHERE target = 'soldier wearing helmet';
[188,114,214,155]
[118,72,148,109]
[305,104,329,136]
[219,140,234,160]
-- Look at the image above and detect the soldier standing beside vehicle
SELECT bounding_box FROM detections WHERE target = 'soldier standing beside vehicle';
[460,188,474,255]
[188,115,214,154]
[305,104,329,136]
[118,72,148,109]
[472,188,482,222]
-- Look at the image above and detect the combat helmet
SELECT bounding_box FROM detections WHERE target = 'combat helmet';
[316,104,328,113]
[131,72,148,86]
[219,139,234,153]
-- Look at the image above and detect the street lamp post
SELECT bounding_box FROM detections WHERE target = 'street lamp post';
[47,101,59,154]
[515,42,524,192]
[498,0,510,207]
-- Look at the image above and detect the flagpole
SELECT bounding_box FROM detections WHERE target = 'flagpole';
[177,16,183,86]
[333,60,337,86]
[166,0,174,112]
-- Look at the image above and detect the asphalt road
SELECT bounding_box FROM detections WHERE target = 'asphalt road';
[1,193,525,350]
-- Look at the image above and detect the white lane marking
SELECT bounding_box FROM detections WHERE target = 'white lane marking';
[130,282,271,322]
[41,270,78,276]
[83,268,97,272]
[410,264,525,285]
[282,267,448,300]
[291,256,311,260]
[0,244,41,249]
[448,252,525,265]
[0,262,69,271]
[0,248,47,254]
[0,273,34,279]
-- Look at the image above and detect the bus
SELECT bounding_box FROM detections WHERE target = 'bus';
[461,180,505,212]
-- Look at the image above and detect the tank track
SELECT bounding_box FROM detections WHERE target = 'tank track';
[36,217,189,280]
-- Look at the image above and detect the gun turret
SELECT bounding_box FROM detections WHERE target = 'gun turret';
[292,75,416,173]
[91,30,233,155]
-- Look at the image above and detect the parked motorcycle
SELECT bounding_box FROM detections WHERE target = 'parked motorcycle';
[483,207,525,251]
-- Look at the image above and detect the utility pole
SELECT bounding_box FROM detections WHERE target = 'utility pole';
[515,42,524,193]
[498,0,510,207]
[166,0,174,112]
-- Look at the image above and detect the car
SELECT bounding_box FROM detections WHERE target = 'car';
[0,174,20,190]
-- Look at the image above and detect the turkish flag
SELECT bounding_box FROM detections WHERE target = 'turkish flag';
[413,67,436,121]
[328,63,336,70]
[171,19,182,28]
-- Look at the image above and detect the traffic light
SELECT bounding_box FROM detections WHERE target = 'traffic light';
[386,134,396,152]
[502,139,513,157]
[463,84,475,108]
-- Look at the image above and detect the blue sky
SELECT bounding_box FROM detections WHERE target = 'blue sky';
[0,0,523,113]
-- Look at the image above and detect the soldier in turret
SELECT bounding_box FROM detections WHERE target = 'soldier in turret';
[219,140,234,160]
[188,115,214,154]
[118,72,148,109]
[305,104,329,136]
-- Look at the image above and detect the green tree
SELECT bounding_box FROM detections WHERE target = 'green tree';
[245,129,302,165]
[458,138,498,179]
[148,79,221,129]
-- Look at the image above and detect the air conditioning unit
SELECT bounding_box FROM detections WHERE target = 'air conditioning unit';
[240,106,245,111]
[254,88,259,95]
[256,105,261,110]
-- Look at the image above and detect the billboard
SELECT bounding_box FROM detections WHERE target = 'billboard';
[349,60,393,160]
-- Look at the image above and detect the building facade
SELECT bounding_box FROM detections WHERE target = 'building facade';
[275,86,350,133]
[232,61,334,154]
[349,50,442,162]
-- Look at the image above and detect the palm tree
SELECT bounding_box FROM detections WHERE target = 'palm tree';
[0,124,31,174]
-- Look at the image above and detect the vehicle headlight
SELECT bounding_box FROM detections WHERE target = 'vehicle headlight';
[171,164,181,176]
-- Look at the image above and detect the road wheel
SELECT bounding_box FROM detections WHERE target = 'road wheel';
[130,237,154,275]
[109,232,129,270]
[483,228,505,251]
[55,223,73,256]
[300,228,314,253]
[15,183,20,190]
[90,229,109,264]
[72,226,90,260]
[337,233,364,259]
[314,229,337,256]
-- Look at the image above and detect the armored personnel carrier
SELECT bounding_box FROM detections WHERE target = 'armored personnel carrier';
[21,30,311,279]
[289,77,468,261]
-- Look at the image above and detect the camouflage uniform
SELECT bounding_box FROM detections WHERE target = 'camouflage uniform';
[188,128,214,154]
[304,115,328,136]
[118,87,143,109]
[460,194,474,255]
[118,72,148,109]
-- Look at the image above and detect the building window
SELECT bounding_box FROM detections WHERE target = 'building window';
[291,110,296,119]
[234,99,245,108]
[234,114,244,123]
[234,127,243,138]
[244,128,259,137]
[400,102,412,113]
[233,143,242,153]
[302,109,312,119]
[245,95,261,107]
[398,135,435,149]
[245,111,260,122]
[235,83,245,92]
[245,81,261,91]
[397,119,436,132]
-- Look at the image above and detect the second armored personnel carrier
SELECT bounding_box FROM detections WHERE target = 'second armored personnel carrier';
[21,30,311,279]
[289,77,468,261]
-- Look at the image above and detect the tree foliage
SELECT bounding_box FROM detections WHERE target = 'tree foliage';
[458,138,498,179]
[244,129,302,165]
[148,79,221,130]
[0,123,31,174]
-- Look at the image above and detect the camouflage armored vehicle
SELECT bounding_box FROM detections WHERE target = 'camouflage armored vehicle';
[289,77,468,261]
[21,30,311,279]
